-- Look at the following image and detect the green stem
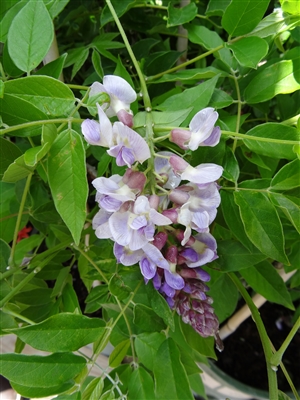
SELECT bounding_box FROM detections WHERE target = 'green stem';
[2,307,35,325]
[270,316,300,367]
[147,45,224,81]
[9,173,33,267]
[116,297,137,363]
[57,90,90,133]
[231,72,242,153]
[229,273,278,400]
[0,118,83,135]
[67,84,89,90]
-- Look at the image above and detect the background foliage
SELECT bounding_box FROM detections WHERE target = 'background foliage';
[0,0,299,399]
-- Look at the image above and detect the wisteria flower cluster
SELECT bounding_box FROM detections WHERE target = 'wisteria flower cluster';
[81,75,224,350]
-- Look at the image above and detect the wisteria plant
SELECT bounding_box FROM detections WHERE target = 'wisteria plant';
[0,0,300,399]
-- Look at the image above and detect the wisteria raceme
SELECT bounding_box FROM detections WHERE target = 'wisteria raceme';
[82,75,224,349]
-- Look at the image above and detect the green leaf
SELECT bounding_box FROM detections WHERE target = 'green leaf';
[153,338,194,400]
[82,377,104,400]
[0,137,22,179]
[209,88,233,108]
[281,0,300,15]
[167,2,197,27]
[278,391,293,400]
[222,146,239,182]
[134,333,165,371]
[234,191,289,264]
[0,1,27,43]
[108,273,131,301]
[187,24,223,50]
[35,53,68,80]
[269,192,300,234]
[47,129,88,245]
[0,310,18,335]
[71,47,89,80]
[244,123,299,160]
[128,367,155,400]
[2,154,35,183]
[245,60,300,103]
[246,9,289,38]
[0,239,11,273]
[208,274,239,323]
[7,0,53,73]
[92,49,104,79]
[240,261,294,309]
[11,381,75,399]
[7,313,105,352]
[0,94,48,135]
[222,0,270,36]
[227,37,268,68]
[100,0,136,26]
[153,68,227,84]
[157,76,219,125]
[109,339,131,368]
[145,282,175,331]
[270,159,300,190]
[0,352,86,387]
[221,191,258,251]
[180,320,216,359]
[133,304,166,332]
[45,0,70,18]
[5,76,75,116]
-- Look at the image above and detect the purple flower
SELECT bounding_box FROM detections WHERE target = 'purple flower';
[81,105,113,147]
[89,75,137,126]
[154,152,181,189]
[171,108,220,151]
[179,232,218,267]
[169,156,223,185]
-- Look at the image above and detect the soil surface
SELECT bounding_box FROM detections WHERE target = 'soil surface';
[215,301,300,392]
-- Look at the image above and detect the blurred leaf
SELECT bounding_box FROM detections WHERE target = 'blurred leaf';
[0,239,11,273]
[82,377,104,400]
[234,191,289,264]
[2,154,35,183]
[133,304,166,332]
[0,137,22,179]
[188,24,223,50]
[7,0,53,73]
[145,282,175,331]
[240,261,294,309]
[45,0,70,18]
[128,367,155,400]
[7,313,105,352]
[109,339,131,368]
[281,0,300,15]
[244,123,299,160]
[135,332,165,371]
[227,37,268,68]
[222,147,239,182]
[245,60,300,103]
[167,2,197,27]
[101,0,137,26]
[35,53,68,80]
[0,352,86,395]
[222,0,270,36]
[206,0,231,16]
[153,338,194,400]
[247,9,289,38]
[108,273,131,301]
[47,129,88,245]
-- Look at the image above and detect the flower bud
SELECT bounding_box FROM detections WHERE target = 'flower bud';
[170,128,191,149]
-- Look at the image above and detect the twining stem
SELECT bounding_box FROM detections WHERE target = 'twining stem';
[270,316,300,368]
[116,297,137,364]
[74,245,109,284]
[9,173,33,267]
[229,273,278,400]
[0,118,83,135]
[147,45,224,81]
[231,71,242,153]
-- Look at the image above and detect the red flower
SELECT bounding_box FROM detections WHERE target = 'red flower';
[17,226,32,242]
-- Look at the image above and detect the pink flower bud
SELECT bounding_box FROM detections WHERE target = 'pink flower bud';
[149,195,160,210]
[169,189,190,205]
[117,109,134,127]
[165,245,178,264]
[170,129,191,150]
[169,155,190,174]
[162,209,178,223]
[122,169,146,192]
[153,232,168,250]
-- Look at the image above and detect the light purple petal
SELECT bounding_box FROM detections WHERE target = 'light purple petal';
[164,270,185,290]
[96,104,113,147]
[99,196,122,212]
[194,232,217,252]
[189,108,218,150]
[95,221,112,239]
[103,75,137,105]
[161,282,176,298]
[120,147,135,167]
[90,81,107,97]
[113,122,150,164]
[202,126,221,147]
[143,223,155,241]
[130,215,147,230]
[180,248,199,262]
[81,119,101,145]
[107,144,123,158]
[114,243,144,266]
[149,209,172,226]
[192,211,210,231]
[92,209,112,229]
[92,176,120,193]
[109,211,131,246]
[134,196,150,214]
[143,243,170,270]
[187,248,215,268]
[153,272,162,290]
[181,163,223,184]
[129,229,149,251]
[194,267,211,282]
[139,257,157,279]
